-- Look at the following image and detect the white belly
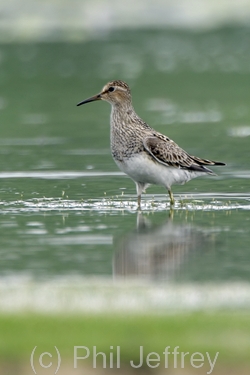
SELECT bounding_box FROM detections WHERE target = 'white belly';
[115,153,203,189]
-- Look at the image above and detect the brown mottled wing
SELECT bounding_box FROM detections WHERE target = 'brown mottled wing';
[143,135,194,168]
[143,135,224,172]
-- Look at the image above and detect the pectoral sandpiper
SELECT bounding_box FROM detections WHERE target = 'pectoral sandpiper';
[77,80,225,208]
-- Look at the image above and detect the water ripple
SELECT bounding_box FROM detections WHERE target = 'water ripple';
[0,171,124,179]
[0,193,249,214]
[0,137,65,146]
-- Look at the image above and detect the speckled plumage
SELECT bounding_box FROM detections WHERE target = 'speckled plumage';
[77,80,225,208]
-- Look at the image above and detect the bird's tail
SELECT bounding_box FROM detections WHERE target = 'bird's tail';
[189,156,226,174]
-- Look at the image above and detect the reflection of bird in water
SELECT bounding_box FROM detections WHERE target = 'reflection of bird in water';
[113,212,205,281]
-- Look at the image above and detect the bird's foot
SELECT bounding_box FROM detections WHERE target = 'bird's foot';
[168,189,175,207]
[137,195,142,211]
[169,207,174,220]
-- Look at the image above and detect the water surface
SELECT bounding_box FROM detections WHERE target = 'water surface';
[0,28,250,311]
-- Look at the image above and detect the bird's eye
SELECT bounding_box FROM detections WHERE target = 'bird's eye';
[108,86,115,92]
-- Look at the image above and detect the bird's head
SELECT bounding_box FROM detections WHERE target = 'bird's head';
[77,80,131,107]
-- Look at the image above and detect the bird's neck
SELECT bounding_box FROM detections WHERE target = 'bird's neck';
[110,102,140,128]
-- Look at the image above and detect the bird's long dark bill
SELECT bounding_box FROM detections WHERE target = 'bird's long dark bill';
[77,94,101,106]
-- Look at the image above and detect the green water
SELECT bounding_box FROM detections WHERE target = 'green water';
[0,28,250,285]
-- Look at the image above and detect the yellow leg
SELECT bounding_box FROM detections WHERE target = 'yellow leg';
[137,195,141,210]
[168,189,175,206]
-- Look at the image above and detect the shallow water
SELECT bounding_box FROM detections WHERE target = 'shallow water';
[0,28,250,311]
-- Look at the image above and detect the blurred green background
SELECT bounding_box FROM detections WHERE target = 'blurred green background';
[1,1,250,374]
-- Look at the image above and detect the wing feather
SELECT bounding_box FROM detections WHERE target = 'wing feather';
[143,135,225,173]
